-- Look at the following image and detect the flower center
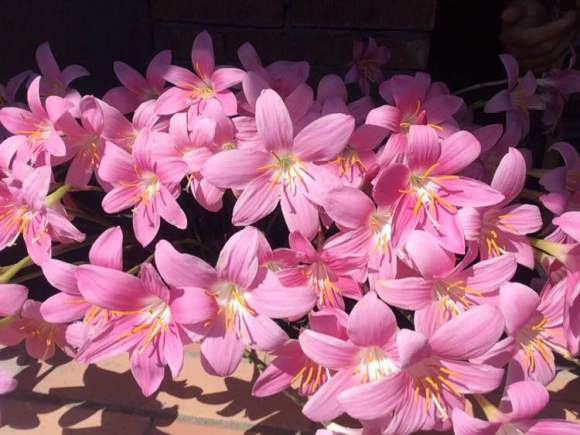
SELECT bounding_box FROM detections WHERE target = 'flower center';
[434,279,482,318]
[291,359,330,396]
[303,262,342,307]
[399,100,426,133]
[261,153,307,193]
[511,90,528,112]
[211,281,255,332]
[355,346,399,383]
[331,146,367,178]
[517,314,569,372]
[139,172,160,205]
[368,210,392,254]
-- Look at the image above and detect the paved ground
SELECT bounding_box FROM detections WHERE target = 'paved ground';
[0,344,578,434]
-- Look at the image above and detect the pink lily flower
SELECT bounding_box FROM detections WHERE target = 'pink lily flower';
[322,182,399,281]
[0,164,84,264]
[6,300,70,360]
[0,76,72,166]
[152,228,296,377]
[252,308,348,398]
[40,226,123,323]
[376,230,517,335]
[333,305,504,432]
[238,42,309,98]
[458,148,543,268]
[298,292,401,423]
[103,50,171,114]
[366,72,463,163]
[378,126,504,253]
[275,232,365,310]
[58,96,107,187]
[98,128,187,246]
[345,37,390,96]
[75,262,196,396]
[499,281,570,385]
[565,272,580,356]
[203,89,355,239]
[452,380,579,434]
[35,42,89,108]
[484,54,545,143]
[156,31,245,118]
[539,142,580,215]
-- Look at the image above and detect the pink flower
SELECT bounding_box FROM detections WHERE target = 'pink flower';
[539,142,580,215]
[565,272,580,356]
[35,42,89,107]
[376,230,516,334]
[499,281,570,385]
[98,128,187,246]
[238,42,309,97]
[40,226,123,323]
[59,96,107,187]
[156,31,245,117]
[276,231,365,310]
[345,37,390,96]
[452,380,579,434]
[0,164,84,264]
[6,300,70,360]
[152,227,295,377]
[484,54,545,143]
[458,148,543,268]
[104,50,171,114]
[335,305,504,432]
[0,76,72,166]
[252,308,348,398]
[378,126,504,254]
[366,72,462,163]
[75,263,193,396]
[298,292,401,423]
[203,89,354,239]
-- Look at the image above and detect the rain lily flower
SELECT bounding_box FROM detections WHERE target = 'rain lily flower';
[539,142,580,215]
[452,380,579,434]
[40,226,123,323]
[378,126,504,253]
[153,227,295,377]
[35,42,89,108]
[484,54,544,143]
[0,76,72,166]
[275,231,365,310]
[75,263,195,396]
[366,72,462,162]
[104,50,171,114]
[5,300,70,360]
[156,31,245,118]
[376,230,516,334]
[298,292,401,423]
[59,96,107,187]
[335,304,505,432]
[0,164,85,264]
[98,128,187,246]
[252,308,348,398]
[499,281,570,385]
[458,148,543,268]
[203,89,355,239]
[345,37,390,96]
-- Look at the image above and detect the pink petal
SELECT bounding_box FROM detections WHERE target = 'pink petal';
[155,87,191,115]
[211,67,245,92]
[366,105,401,131]
[170,286,218,324]
[102,87,140,114]
[498,204,542,235]
[191,31,215,79]
[461,254,517,294]
[202,149,270,189]
[435,130,481,175]
[407,125,441,169]
[133,201,161,247]
[288,231,317,257]
[0,284,28,316]
[252,343,305,397]
[232,172,280,226]
[554,211,580,241]
[280,187,320,240]
[293,113,355,162]
[429,304,505,359]
[40,259,79,294]
[337,372,405,420]
[76,264,149,311]
[146,49,171,88]
[491,147,526,205]
[239,312,288,351]
[472,124,503,153]
[157,185,187,229]
[163,325,184,378]
[113,61,148,94]
[130,346,165,396]
[406,230,455,278]
[396,329,431,368]
[299,329,357,370]
[200,320,245,376]
[451,408,500,435]
[438,177,505,207]
[302,370,357,422]
[373,163,409,207]
[248,273,316,318]
[35,42,60,78]
[101,185,142,213]
[423,95,463,125]
[504,380,549,421]
[89,226,123,270]
[485,90,513,113]
[98,142,137,184]
[375,277,433,310]
[347,292,397,347]
[154,239,217,289]
[499,283,540,335]
[255,89,293,151]
[216,226,261,288]
[323,186,374,229]
[40,292,89,323]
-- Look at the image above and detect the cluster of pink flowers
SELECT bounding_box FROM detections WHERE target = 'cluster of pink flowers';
[0,34,579,433]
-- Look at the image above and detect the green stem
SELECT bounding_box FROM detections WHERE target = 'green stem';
[453,79,508,96]
[0,256,32,283]
[0,315,16,327]
[46,184,72,207]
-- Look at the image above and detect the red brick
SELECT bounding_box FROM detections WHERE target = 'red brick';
[288,0,437,31]
[154,25,430,71]
[151,0,284,28]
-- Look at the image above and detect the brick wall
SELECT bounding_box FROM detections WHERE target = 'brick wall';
[152,0,436,83]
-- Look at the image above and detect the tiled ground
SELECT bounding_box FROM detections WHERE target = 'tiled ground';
[0,344,578,434]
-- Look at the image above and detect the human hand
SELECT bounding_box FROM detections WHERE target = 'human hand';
[500,0,578,74]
